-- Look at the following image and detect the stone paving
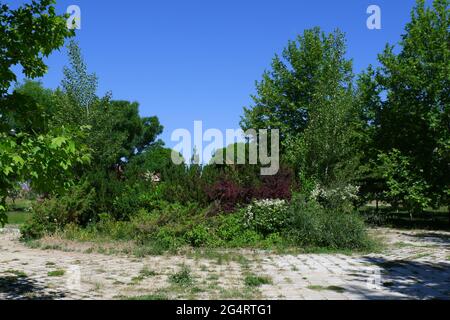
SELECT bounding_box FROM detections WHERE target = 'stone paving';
[0,227,449,300]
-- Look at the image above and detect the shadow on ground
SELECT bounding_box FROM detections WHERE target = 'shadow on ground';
[350,257,450,300]
[409,232,450,246]
[0,275,67,300]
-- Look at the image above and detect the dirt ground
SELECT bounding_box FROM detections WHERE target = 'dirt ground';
[1,227,449,300]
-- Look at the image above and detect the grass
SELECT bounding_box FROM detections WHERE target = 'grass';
[244,274,272,287]
[139,267,157,277]
[307,285,345,293]
[409,252,431,260]
[394,242,414,248]
[186,249,252,265]
[47,270,65,277]
[5,199,32,225]
[169,265,194,287]
[126,293,169,300]
[130,267,157,284]
[3,269,27,278]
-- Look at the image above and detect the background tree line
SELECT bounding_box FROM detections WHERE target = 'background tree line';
[0,0,448,250]
[241,0,449,218]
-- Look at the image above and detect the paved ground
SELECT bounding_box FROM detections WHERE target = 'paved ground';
[0,227,449,300]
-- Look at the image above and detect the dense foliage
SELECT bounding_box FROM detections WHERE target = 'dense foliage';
[3,0,448,253]
[0,0,89,226]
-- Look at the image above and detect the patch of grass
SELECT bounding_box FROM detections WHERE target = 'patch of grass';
[169,265,194,287]
[207,274,220,281]
[140,267,157,277]
[5,199,32,225]
[126,293,169,300]
[394,242,414,248]
[6,211,30,225]
[409,252,430,260]
[244,274,272,287]
[93,282,103,291]
[307,285,345,293]
[130,267,158,284]
[47,270,65,277]
[3,269,27,278]
[190,286,204,294]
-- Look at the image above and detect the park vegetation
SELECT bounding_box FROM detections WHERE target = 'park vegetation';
[1,0,448,254]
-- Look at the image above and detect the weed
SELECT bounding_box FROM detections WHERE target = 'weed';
[244,274,272,287]
[47,270,65,277]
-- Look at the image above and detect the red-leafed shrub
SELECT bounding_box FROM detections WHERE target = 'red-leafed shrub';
[206,179,246,212]
[252,167,294,201]
[206,166,295,212]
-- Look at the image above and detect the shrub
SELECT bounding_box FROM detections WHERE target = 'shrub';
[288,195,371,250]
[310,183,360,212]
[185,224,211,247]
[111,184,144,221]
[244,199,289,236]
[215,213,245,242]
[205,166,295,212]
[21,183,96,239]
[206,179,246,212]
[252,167,294,201]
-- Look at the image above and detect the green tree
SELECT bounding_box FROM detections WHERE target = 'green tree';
[361,0,449,214]
[0,0,90,226]
[241,28,359,187]
[0,0,73,95]
[61,40,98,116]
[55,41,164,172]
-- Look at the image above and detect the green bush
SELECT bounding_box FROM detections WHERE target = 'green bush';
[185,224,211,247]
[21,183,96,239]
[244,199,289,236]
[287,195,371,250]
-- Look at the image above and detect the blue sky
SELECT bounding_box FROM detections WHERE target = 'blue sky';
[9,0,427,152]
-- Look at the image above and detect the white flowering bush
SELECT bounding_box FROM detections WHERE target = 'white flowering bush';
[310,184,360,211]
[244,199,289,235]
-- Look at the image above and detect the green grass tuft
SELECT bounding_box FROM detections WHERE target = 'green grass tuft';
[47,270,65,277]
[244,274,272,287]
[169,265,194,287]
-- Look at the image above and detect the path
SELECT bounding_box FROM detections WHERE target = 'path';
[1,227,449,300]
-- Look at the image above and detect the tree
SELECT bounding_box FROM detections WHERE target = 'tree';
[0,0,73,96]
[55,41,164,172]
[241,28,359,188]
[361,0,449,214]
[61,40,98,116]
[0,0,90,226]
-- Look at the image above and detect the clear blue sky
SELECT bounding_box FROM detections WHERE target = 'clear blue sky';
[9,0,428,150]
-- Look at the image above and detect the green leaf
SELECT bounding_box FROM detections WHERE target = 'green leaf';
[51,136,67,149]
